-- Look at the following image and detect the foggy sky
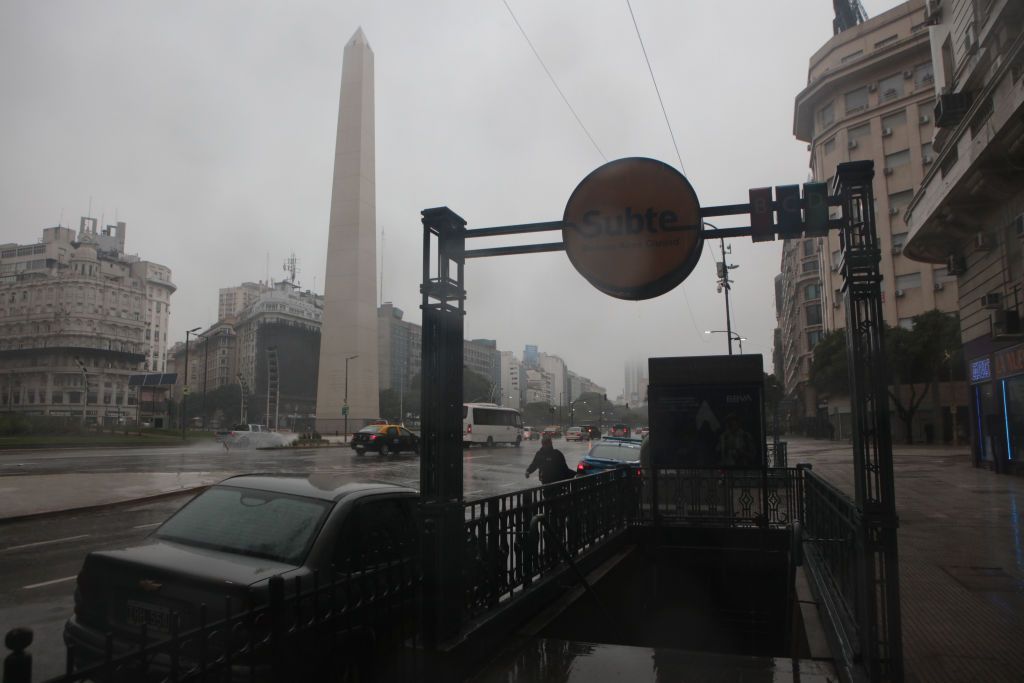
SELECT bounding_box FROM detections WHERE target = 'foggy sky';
[0,0,901,399]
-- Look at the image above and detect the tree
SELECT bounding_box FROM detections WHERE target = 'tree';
[463,369,494,403]
[809,330,849,396]
[809,311,963,444]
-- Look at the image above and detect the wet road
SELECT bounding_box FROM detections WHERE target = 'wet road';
[0,438,594,680]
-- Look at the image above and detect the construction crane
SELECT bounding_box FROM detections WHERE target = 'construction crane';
[833,0,868,34]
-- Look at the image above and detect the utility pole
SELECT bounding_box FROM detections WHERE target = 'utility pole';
[199,330,209,431]
[182,327,200,439]
[706,222,739,356]
[74,356,88,428]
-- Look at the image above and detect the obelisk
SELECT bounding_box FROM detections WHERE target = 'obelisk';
[315,28,379,434]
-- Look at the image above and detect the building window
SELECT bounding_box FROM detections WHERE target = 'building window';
[914,62,934,88]
[823,137,836,155]
[818,101,835,131]
[879,73,904,100]
[848,122,871,145]
[845,86,869,114]
[806,304,822,326]
[802,240,816,257]
[807,330,824,349]
[801,260,820,273]
[895,272,922,290]
[804,283,822,300]
[885,149,911,169]
[881,110,907,131]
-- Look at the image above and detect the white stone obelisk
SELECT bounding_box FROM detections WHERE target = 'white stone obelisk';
[315,28,379,434]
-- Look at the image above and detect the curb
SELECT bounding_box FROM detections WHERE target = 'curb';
[0,440,208,452]
[0,484,211,526]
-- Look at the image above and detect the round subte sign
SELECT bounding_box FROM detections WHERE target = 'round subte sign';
[563,157,703,300]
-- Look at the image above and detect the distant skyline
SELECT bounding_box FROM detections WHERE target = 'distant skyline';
[0,0,903,398]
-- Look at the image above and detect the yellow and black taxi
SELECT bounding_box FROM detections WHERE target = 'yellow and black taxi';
[351,423,420,455]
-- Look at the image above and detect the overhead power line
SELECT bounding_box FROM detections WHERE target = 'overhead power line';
[501,0,607,162]
[624,0,686,176]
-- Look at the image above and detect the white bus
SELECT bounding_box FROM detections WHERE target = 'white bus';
[463,403,523,447]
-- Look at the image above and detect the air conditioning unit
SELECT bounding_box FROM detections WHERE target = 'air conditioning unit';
[895,289,905,298]
[833,300,841,309]
[806,143,811,151]
[889,207,900,215]
[919,114,931,124]
[946,254,966,275]
[934,281,945,291]
[868,83,878,92]
[992,309,1022,339]
[892,246,902,255]
[923,73,934,83]
[884,167,895,176]
[975,233,991,250]
[882,127,893,137]
[830,264,839,272]
[923,154,934,165]
[904,70,914,79]
[981,292,1002,309]
[848,140,859,150]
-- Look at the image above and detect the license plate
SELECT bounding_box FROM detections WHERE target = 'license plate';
[126,600,171,633]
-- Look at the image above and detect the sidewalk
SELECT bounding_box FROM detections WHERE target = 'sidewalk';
[786,436,1024,683]
[0,472,228,521]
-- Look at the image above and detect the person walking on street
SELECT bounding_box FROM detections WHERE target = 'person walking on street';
[525,436,574,484]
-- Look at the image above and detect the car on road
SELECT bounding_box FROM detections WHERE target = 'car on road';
[522,426,540,440]
[541,425,562,439]
[64,475,418,678]
[609,423,631,438]
[215,424,297,449]
[581,425,602,440]
[576,439,643,476]
[637,426,650,438]
[565,426,589,441]
[351,424,420,455]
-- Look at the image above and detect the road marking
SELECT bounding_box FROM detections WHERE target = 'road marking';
[1,534,91,553]
[23,575,77,590]
[133,522,162,529]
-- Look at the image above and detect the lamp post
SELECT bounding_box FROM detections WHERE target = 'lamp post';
[181,327,201,439]
[198,330,210,431]
[704,222,738,355]
[704,329,747,355]
[74,356,88,428]
[236,372,248,423]
[344,354,358,441]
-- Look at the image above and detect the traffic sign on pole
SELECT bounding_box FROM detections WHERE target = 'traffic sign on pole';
[803,182,829,236]
[342,404,349,417]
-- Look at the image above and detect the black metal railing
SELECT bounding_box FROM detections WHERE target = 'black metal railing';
[800,468,863,662]
[4,554,419,683]
[642,467,804,528]
[462,467,640,620]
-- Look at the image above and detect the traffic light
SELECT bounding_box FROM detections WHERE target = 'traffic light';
[803,182,829,236]
[749,187,774,243]
[775,185,802,238]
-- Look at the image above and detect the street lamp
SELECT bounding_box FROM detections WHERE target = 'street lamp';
[197,329,210,431]
[704,329,747,355]
[344,354,358,441]
[182,327,201,439]
[236,372,249,423]
[704,221,739,355]
[74,356,89,428]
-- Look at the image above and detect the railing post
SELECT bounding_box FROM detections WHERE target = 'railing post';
[3,628,32,683]
[268,575,288,682]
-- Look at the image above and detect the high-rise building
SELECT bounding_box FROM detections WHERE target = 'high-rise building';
[377,302,421,399]
[218,282,267,321]
[500,351,522,410]
[0,218,175,424]
[539,352,568,408]
[523,344,539,367]
[787,0,961,437]
[315,28,379,433]
[623,361,646,406]
[903,0,1024,471]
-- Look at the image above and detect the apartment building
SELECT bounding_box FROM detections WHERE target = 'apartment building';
[787,0,963,439]
[0,218,175,424]
[903,0,1024,472]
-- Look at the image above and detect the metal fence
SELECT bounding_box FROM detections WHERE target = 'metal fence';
[641,467,805,528]
[462,467,640,620]
[4,555,419,683]
[800,467,864,666]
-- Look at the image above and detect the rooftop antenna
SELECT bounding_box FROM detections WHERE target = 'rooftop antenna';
[265,252,270,286]
[833,0,868,34]
[283,252,299,285]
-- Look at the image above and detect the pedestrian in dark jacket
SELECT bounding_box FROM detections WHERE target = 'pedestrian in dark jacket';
[525,437,574,484]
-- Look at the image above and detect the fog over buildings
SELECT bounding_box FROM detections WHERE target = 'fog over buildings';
[0,1,906,400]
